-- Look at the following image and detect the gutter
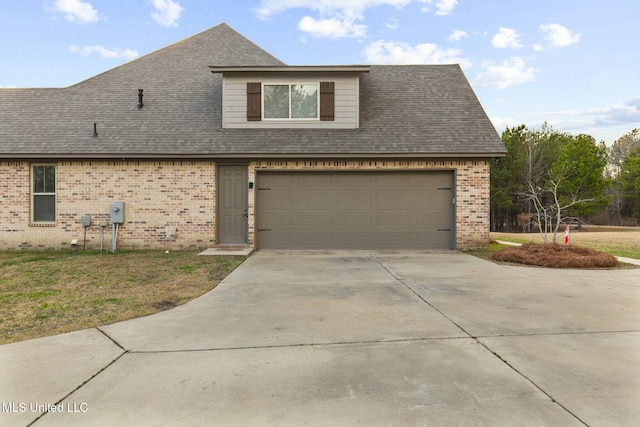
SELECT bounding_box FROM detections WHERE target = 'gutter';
[0,152,506,160]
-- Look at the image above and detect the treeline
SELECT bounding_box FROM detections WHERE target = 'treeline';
[491,125,640,236]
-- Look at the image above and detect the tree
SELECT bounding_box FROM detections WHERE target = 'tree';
[551,134,609,217]
[608,129,640,177]
[605,129,640,224]
[618,146,640,220]
[491,123,569,232]
[491,125,527,231]
[521,133,608,243]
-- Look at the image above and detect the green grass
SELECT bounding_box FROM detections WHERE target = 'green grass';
[465,243,510,261]
[0,250,245,345]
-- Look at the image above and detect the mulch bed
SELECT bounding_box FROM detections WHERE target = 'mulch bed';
[491,243,619,268]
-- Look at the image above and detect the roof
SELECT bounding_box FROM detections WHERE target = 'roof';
[210,65,370,73]
[0,23,505,159]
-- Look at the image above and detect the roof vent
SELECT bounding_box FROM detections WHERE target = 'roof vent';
[137,89,144,109]
[92,123,98,137]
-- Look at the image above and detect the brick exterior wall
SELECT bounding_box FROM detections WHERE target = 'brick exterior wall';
[249,159,491,250]
[0,159,490,250]
[0,161,216,250]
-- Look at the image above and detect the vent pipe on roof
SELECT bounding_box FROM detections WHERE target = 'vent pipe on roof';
[92,123,98,137]
[137,89,144,109]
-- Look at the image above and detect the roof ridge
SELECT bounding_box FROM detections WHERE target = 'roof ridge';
[68,23,284,89]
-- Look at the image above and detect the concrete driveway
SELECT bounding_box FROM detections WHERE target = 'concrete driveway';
[2,251,639,426]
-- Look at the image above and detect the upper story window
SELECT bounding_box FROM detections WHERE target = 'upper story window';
[32,164,56,223]
[263,83,319,120]
[210,65,369,128]
[247,81,334,122]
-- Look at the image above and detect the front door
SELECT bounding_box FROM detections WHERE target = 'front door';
[218,165,248,245]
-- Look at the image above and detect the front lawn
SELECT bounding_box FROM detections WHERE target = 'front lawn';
[0,250,245,344]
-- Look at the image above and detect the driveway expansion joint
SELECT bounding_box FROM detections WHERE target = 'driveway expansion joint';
[125,336,471,354]
[96,326,127,352]
[370,254,592,427]
[28,351,127,427]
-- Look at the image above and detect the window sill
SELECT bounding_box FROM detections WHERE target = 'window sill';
[29,222,56,227]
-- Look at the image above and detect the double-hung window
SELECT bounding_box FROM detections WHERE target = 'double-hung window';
[263,83,319,120]
[32,165,56,223]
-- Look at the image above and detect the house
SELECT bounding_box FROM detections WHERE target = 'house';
[0,23,505,251]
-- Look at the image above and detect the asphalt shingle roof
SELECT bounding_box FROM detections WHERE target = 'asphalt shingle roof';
[0,23,505,158]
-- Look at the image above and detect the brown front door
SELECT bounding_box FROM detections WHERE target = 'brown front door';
[218,165,248,245]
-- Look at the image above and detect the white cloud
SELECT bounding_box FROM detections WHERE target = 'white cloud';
[475,57,537,89]
[298,16,367,38]
[432,0,457,16]
[540,23,581,47]
[493,98,640,144]
[449,29,467,42]
[53,0,98,24]
[151,0,184,27]
[69,45,139,60]
[492,27,522,49]
[257,1,413,20]
[364,40,470,66]
[385,17,399,30]
[256,1,458,38]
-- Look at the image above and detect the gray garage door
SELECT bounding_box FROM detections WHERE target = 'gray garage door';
[256,171,455,250]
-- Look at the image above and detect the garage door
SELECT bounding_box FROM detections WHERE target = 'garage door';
[256,171,455,250]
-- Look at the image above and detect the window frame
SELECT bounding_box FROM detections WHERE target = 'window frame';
[261,82,320,121]
[31,164,56,224]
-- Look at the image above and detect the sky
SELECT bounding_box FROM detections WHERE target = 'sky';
[1,1,638,145]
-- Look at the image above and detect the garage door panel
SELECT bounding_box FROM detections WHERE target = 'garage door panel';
[375,212,412,226]
[298,213,333,226]
[375,174,412,187]
[299,193,333,206]
[375,193,414,207]
[337,232,373,247]
[296,232,333,247]
[257,171,454,250]
[261,193,294,207]
[337,193,372,207]
[336,173,371,186]
[300,174,334,187]
[336,213,375,226]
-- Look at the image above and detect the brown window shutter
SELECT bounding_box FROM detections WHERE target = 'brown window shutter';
[247,82,261,121]
[320,81,335,121]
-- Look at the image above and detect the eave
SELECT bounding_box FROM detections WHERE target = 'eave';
[0,151,505,160]
[210,65,370,74]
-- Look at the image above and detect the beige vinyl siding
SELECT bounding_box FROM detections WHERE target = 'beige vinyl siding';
[222,72,360,128]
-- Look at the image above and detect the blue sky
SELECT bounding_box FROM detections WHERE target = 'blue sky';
[1,0,638,145]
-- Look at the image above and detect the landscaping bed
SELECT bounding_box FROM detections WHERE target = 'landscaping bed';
[490,243,619,268]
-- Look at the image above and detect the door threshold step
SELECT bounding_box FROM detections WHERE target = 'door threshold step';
[198,247,253,256]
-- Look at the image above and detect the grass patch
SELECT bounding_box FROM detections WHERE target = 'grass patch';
[464,242,509,261]
[0,250,245,345]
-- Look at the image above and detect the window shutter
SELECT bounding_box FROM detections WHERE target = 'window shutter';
[247,82,262,121]
[320,81,335,121]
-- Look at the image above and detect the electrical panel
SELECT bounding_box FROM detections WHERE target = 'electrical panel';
[81,215,91,227]
[110,202,125,224]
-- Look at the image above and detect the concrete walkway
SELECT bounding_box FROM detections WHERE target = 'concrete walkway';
[1,252,639,426]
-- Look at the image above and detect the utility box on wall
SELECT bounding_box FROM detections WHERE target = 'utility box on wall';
[110,202,125,224]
